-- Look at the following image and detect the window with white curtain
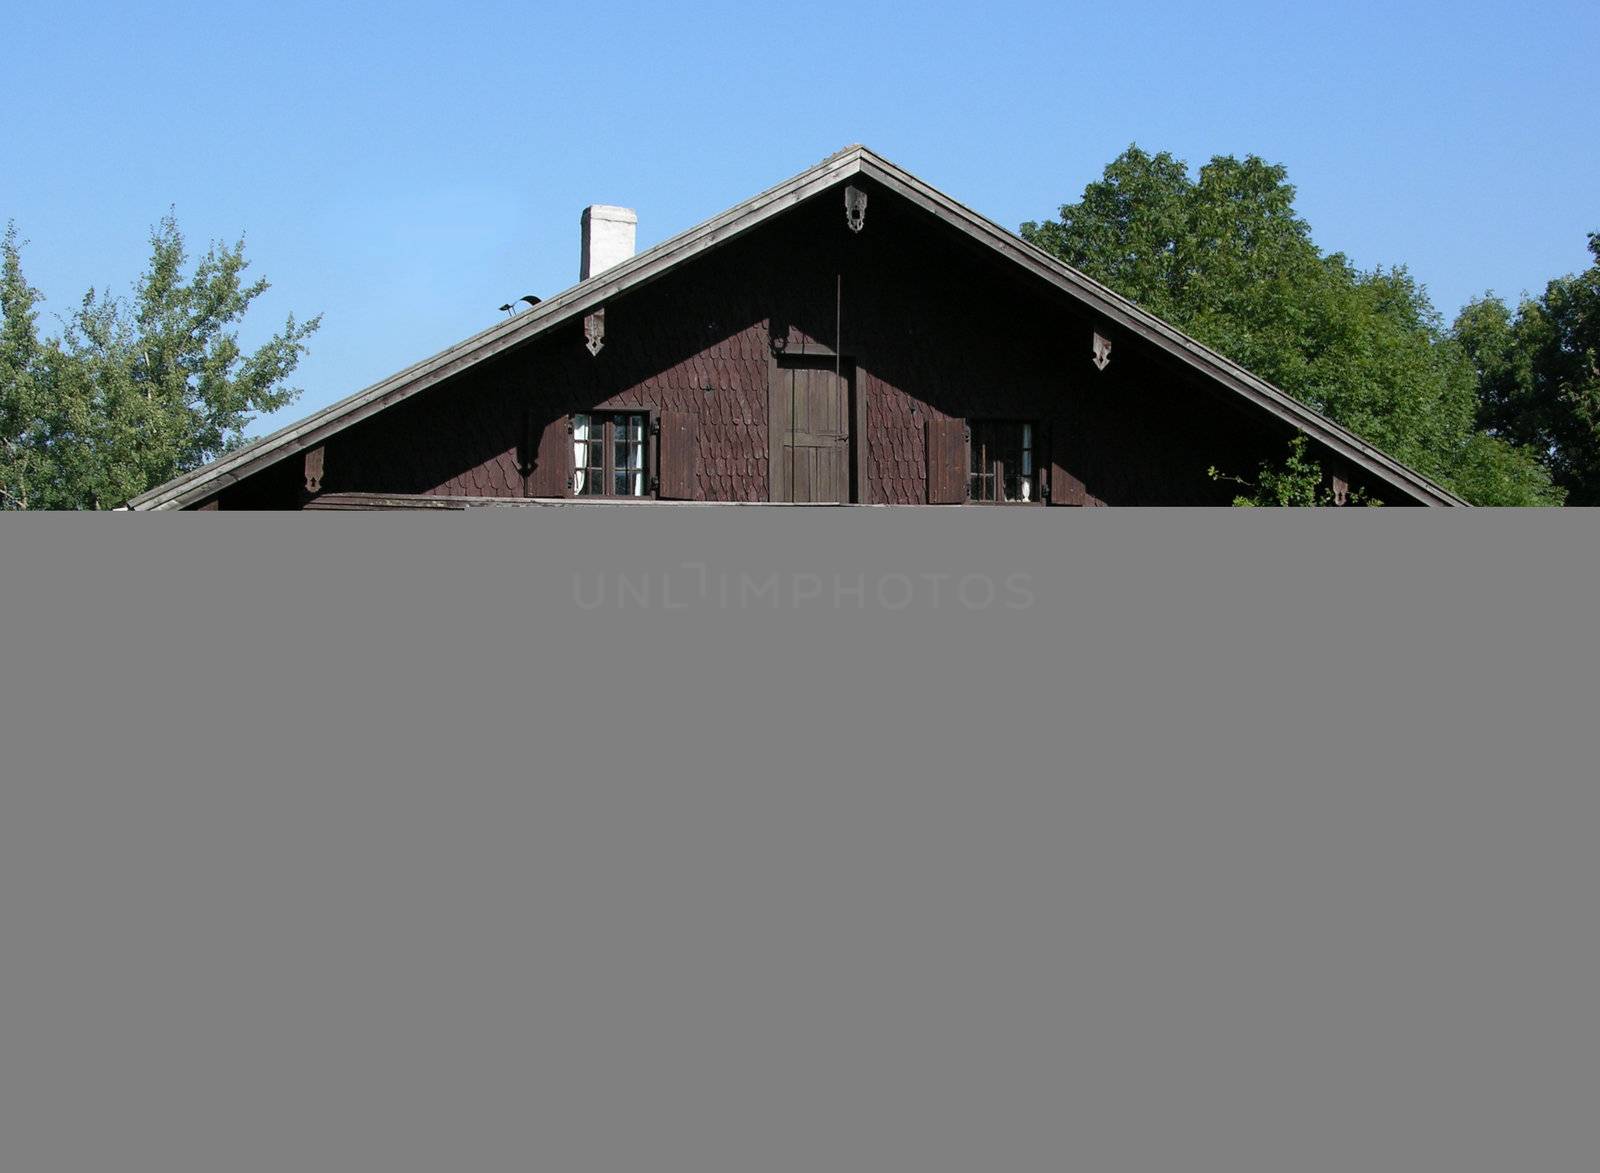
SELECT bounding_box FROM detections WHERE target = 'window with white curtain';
[573,412,648,497]
[968,420,1037,503]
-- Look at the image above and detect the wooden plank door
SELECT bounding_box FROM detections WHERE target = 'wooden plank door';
[772,360,852,503]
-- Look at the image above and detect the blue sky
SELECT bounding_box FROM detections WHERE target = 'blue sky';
[5,1,1596,434]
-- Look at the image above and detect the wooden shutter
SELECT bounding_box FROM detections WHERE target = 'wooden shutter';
[1048,421,1087,506]
[658,409,697,500]
[528,413,571,497]
[925,417,967,504]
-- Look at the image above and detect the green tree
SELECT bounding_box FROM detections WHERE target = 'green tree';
[1454,234,1600,504]
[1,225,47,508]
[1209,435,1378,507]
[1021,147,1563,506]
[1,215,319,509]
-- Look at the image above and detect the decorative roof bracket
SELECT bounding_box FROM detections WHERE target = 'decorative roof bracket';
[584,308,605,356]
[304,444,325,494]
[1093,331,1112,371]
[845,185,868,233]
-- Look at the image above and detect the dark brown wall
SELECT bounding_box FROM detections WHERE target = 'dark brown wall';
[213,178,1388,509]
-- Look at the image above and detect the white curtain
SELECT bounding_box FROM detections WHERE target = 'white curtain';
[1020,423,1033,500]
[629,415,644,495]
[572,415,590,495]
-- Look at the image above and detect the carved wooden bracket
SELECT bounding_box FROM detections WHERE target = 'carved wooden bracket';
[1092,331,1112,372]
[845,185,868,233]
[1331,475,1350,507]
[584,308,605,356]
[304,445,325,494]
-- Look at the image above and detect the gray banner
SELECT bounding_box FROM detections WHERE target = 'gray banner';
[2,509,1595,1172]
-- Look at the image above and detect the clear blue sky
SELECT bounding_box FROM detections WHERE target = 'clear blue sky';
[5,0,1596,434]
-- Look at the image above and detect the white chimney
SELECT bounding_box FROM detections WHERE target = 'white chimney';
[580,205,637,280]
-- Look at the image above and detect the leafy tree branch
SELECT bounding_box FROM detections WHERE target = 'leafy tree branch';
[1023,147,1566,506]
[1,215,319,509]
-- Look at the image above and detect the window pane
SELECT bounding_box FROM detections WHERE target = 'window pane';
[968,419,1040,502]
[575,414,605,496]
[596,413,644,496]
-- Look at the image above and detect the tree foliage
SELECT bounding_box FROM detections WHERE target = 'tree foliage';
[1209,435,1377,507]
[1454,234,1600,505]
[1,216,319,509]
[1021,147,1563,506]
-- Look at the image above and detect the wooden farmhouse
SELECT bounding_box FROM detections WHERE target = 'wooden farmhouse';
[128,146,1465,510]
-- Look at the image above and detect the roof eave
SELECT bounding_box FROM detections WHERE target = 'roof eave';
[851,150,1466,507]
[128,148,872,510]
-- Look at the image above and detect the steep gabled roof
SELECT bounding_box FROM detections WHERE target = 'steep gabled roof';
[128,146,1467,508]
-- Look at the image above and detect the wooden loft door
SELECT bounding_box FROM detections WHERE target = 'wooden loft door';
[770,357,856,503]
